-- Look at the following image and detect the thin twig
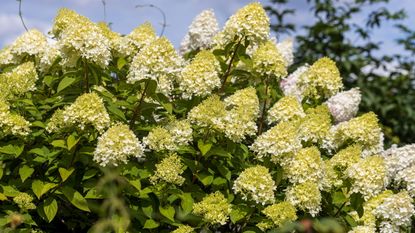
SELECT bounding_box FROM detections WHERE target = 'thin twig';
[101,0,107,23]
[130,80,150,127]
[257,76,269,135]
[17,0,28,32]
[219,38,243,93]
[84,62,89,92]
[135,4,167,36]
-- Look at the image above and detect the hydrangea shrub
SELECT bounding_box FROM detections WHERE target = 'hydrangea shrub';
[0,3,414,233]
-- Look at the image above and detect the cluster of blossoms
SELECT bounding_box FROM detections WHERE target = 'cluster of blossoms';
[177,50,221,99]
[192,191,232,225]
[0,101,31,137]
[172,225,194,233]
[267,95,305,123]
[112,22,157,57]
[46,93,110,133]
[188,87,259,142]
[149,153,186,186]
[0,62,38,100]
[233,165,276,205]
[258,201,297,230]
[93,123,144,167]
[53,8,111,68]
[13,193,36,211]
[252,40,287,77]
[180,9,219,54]
[127,37,184,95]
[143,119,193,152]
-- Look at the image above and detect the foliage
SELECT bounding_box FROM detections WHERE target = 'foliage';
[0,3,414,233]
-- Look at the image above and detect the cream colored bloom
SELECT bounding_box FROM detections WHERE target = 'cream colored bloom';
[193,191,232,225]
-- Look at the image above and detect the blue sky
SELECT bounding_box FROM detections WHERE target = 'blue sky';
[0,0,413,56]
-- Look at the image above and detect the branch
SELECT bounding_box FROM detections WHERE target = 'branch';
[130,80,150,127]
[101,0,107,22]
[219,38,243,93]
[135,4,167,36]
[17,0,28,32]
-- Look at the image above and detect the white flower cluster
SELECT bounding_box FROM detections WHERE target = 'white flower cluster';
[280,65,309,101]
[54,9,111,68]
[267,96,305,123]
[233,165,276,205]
[143,120,193,152]
[0,62,38,100]
[150,153,186,186]
[127,37,184,95]
[177,50,221,99]
[285,181,322,217]
[93,123,144,167]
[0,101,31,136]
[285,147,324,185]
[180,9,219,54]
[381,144,415,182]
[46,93,110,133]
[373,191,414,233]
[326,88,361,122]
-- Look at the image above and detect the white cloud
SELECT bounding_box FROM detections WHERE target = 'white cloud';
[0,14,51,46]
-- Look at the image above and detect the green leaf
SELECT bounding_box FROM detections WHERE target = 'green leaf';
[51,140,66,149]
[127,179,141,191]
[197,173,214,186]
[142,205,153,218]
[159,205,175,222]
[332,191,347,205]
[43,198,58,223]
[0,167,3,180]
[57,77,76,93]
[85,188,104,199]
[58,167,74,182]
[67,134,79,151]
[230,205,250,223]
[43,75,54,87]
[350,193,364,218]
[180,193,193,215]
[1,185,19,197]
[0,144,24,157]
[107,104,127,121]
[197,140,212,156]
[32,180,57,199]
[162,103,173,114]
[19,165,35,182]
[143,219,159,229]
[117,57,127,69]
[61,186,90,212]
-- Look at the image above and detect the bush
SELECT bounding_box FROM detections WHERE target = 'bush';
[0,2,414,233]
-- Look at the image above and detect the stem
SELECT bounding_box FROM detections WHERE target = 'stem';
[257,76,269,135]
[84,61,89,92]
[17,0,28,32]
[129,80,150,127]
[135,4,167,36]
[219,38,243,93]
[334,201,347,217]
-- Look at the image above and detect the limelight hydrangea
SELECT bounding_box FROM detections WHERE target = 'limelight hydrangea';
[285,181,322,217]
[143,120,193,152]
[326,88,361,122]
[216,2,269,45]
[321,160,343,190]
[177,50,221,99]
[262,202,297,227]
[46,93,110,133]
[188,95,227,131]
[233,165,276,205]
[285,147,324,185]
[252,40,287,77]
[250,120,301,163]
[56,10,111,68]
[280,64,309,101]
[0,101,31,136]
[267,96,305,124]
[348,226,376,233]
[0,46,16,65]
[332,112,383,157]
[127,37,183,95]
[395,164,415,197]
[381,144,415,182]
[112,22,157,57]
[150,153,186,186]
[276,38,294,66]
[180,9,219,54]
[330,144,362,169]
[346,156,388,200]
[298,57,343,100]
[0,62,38,100]
[172,225,194,233]
[373,191,415,232]
[93,123,144,167]
[13,193,36,211]
[222,87,259,142]
[298,105,331,143]
[193,191,232,225]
